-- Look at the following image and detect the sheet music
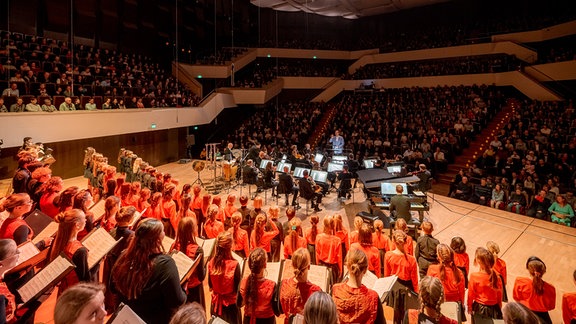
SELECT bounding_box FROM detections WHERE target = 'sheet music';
[129,210,144,228]
[82,227,121,269]
[371,275,398,299]
[208,317,229,324]
[232,251,245,274]
[18,255,74,303]
[171,251,197,282]
[201,238,216,265]
[281,259,329,291]
[32,221,59,245]
[16,241,40,266]
[265,261,282,282]
[107,303,146,324]
[292,314,304,324]
[89,200,106,223]
[162,236,175,253]
[362,270,379,289]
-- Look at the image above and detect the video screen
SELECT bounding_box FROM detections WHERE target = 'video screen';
[293,167,310,178]
[260,159,273,169]
[332,155,347,164]
[327,162,344,172]
[314,153,324,163]
[363,159,377,169]
[381,182,408,195]
[387,165,402,173]
[310,170,328,183]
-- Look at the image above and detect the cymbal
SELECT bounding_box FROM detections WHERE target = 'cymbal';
[192,160,206,172]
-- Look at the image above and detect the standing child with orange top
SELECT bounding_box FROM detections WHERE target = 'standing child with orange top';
[239,248,278,324]
[268,205,283,262]
[304,215,319,264]
[204,204,225,239]
[563,269,576,324]
[315,216,342,284]
[388,218,414,256]
[208,232,241,324]
[513,256,556,324]
[174,217,206,308]
[283,218,307,259]
[349,216,363,245]
[278,248,321,323]
[372,220,389,277]
[385,230,419,293]
[467,247,503,322]
[332,248,384,324]
[451,236,469,287]
[333,214,349,267]
[229,212,250,258]
[487,241,508,302]
[250,214,279,257]
[427,243,466,321]
[350,224,380,277]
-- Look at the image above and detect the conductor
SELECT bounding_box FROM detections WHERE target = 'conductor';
[329,130,344,155]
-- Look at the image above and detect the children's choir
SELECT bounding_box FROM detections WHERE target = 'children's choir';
[1,146,575,324]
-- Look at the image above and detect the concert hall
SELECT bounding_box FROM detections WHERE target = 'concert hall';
[0,0,575,323]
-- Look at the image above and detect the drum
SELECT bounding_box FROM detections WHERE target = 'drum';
[223,162,232,181]
[230,163,238,181]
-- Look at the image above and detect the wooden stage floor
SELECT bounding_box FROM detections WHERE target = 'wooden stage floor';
[2,160,575,323]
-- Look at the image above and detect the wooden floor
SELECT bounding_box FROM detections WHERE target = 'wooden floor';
[2,160,576,323]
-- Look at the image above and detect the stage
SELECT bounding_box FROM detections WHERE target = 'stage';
[2,159,575,323]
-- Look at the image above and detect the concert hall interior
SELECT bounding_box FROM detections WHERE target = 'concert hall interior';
[1,0,576,323]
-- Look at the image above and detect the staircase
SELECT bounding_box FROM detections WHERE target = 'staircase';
[307,103,337,148]
[437,99,518,186]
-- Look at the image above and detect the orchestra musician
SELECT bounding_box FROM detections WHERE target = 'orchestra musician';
[246,141,261,163]
[299,170,322,212]
[223,143,234,162]
[242,159,262,192]
[278,167,299,208]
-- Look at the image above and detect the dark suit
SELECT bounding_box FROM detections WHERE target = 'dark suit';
[299,177,322,207]
[278,172,298,206]
[389,194,412,223]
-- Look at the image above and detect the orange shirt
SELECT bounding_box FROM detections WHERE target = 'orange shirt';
[148,204,163,220]
[351,243,381,277]
[240,277,276,320]
[389,235,414,256]
[315,233,342,272]
[304,227,318,245]
[229,227,250,257]
[192,195,202,210]
[372,232,389,251]
[350,230,359,245]
[513,277,556,312]
[563,292,576,324]
[279,278,321,321]
[250,221,279,253]
[493,257,507,285]
[453,252,470,276]
[224,205,237,219]
[384,251,419,292]
[335,229,349,251]
[467,271,503,311]
[427,264,466,303]
[332,283,379,324]
[205,220,224,239]
[283,235,307,259]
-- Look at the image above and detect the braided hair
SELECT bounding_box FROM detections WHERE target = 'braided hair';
[245,248,267,314]
[474,247,498,289]
[436,244,461,284]
[419,276,445,317]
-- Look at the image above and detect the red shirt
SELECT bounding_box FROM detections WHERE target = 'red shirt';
[60,240,85,295]
[229,227,250,257]
[467,271,502,311]
[427,264,466,303]
[384,251,419,292]
[563,292,576,324]
[493,257,507,285]
[205,220,225,239]
[304,227,317,245]
[250,221,279,253]
[283,235,307,259]
[351,243,381,277]
[279,278,321,322]
[209,259,239,315]
[453,252,470,277]
[332,283,379,324]
[407,309,457,324]
[40,192,60,218]
[335,229,349,251]
[372,232,389,251]
[240,277,276,321]
[389,235,414,256]
[513,276,556,312]
[315,233,342,272]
